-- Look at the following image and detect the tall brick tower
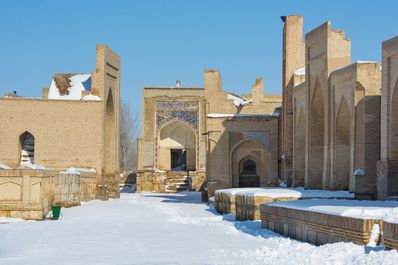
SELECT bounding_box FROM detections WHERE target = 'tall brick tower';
[92,44,121,198]
[281,16,305,185]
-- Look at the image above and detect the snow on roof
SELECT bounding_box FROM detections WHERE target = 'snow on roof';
[82,94,101,101]
[75,168,96,173]
[227,93,253,107]
[18,163,46,170]
[294,67,305,76]
[207,113,278,118]
[215,188,258,196]
[48,74,92,100]
[267,199,398,222]
[0,163,11,169]
[356,60,379,64]
[60,167,96,174]
[61,167,81,175]
[333,61,380,72]
[234,187,354,199]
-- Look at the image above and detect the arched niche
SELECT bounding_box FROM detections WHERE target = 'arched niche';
[334,97,351,190]
[20,131,35,165]
[293,107,305,186]
[158,120,196,171]
[104,88,117,174]
[308,79,324,188]
[230,138,268,188]
[238,157,260,187]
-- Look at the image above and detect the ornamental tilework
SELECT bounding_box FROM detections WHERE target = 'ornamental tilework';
[156,101,199,129]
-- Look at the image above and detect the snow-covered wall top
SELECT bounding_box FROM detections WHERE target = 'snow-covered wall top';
[48,74,100,101]
[207,113,278,118]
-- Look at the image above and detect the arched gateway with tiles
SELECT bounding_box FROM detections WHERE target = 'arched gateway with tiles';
[137,71,281,195]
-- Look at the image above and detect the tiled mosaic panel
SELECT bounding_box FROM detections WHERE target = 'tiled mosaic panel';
[156,101,198,129]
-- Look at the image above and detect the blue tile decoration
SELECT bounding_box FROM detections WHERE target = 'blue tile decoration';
[157,101,198,129]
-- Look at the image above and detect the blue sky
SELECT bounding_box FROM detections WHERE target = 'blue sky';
[1,0,398,113]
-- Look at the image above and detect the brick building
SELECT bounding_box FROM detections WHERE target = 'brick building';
[0,45,121,200]
[281,16,383,199]
[137,70,281,196]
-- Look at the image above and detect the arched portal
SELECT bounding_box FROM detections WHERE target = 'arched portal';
[231,138,268,187]
[308,80,324,188]
[20,131,35,165]
[390,79,398,196]
[158,120,196,171]
[104,89,117,174]
[239,158,259,187]
[293,107,305,186]
[334,98,351,190]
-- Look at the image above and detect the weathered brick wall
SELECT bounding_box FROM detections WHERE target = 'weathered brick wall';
[305,22,351,189]
[379,36,398,199]
[139,90,206,171]
[0,98,102,172]
[0,44,121,199]
[206,116,279,191]
[138,69,282,194]
[330,63,381,198]
[204,71,282,115]
[281,15,305,186]
[292,82,306,186]
[93,45,121,198]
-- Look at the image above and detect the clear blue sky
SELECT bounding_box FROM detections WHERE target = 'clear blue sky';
[1,0,398,113]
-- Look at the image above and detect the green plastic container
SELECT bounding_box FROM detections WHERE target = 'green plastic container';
[51,205,61,220]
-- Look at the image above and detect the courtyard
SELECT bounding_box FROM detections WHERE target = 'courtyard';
[1,191,397,265]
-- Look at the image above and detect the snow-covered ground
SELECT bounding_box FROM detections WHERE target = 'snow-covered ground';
[1,192,397,265]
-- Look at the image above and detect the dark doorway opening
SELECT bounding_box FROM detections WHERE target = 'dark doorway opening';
[171,149,186,171]
[239,159,260,187]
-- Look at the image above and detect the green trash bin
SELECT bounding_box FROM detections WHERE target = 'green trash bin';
[51,205,61,220]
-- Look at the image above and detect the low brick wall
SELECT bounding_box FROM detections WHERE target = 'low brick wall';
[188,170,206,191]
[54,173,81,207]
[0,169,56,220]
[80,172,97,201]
[260,204,380,245]
[215,190,237,214]
[384,221,398,250]
[0,168,98,220]
[136,170,166,192]
[236,194,297,221]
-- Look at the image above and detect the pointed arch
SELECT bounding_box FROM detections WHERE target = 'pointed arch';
[104,88,117,174]
[308,79,324,188]
[230,137,268,187]
[293,107,305,186]
[19,131,35,165]
[157,119,197,171]
[238,156,260,187]
[334,97,351,190]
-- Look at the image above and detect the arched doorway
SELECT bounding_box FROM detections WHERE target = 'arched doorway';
[334,98,351,190]
[239,158,260,187]
[104,89,117,174]
[293,107,305,186]
[20,131,35,165]
[158,120,196,171]
[231,138,268,187]
[308,80,324,188]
